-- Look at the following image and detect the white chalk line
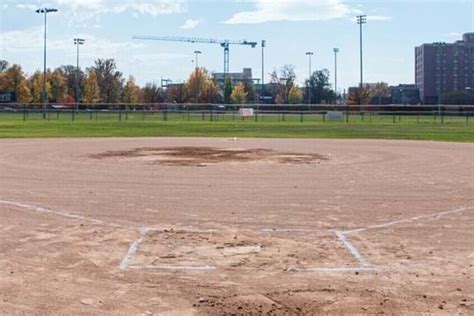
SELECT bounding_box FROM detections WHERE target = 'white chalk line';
[2,198,472,273]
[119,237,143,270]
[344,206,473,235]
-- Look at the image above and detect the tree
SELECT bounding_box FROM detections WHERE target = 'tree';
[185,67,207,103]
[223,75,233,104]
[123,75,140,104]
[230,82,247,104]
[166,84,188,103]
[16,79,31,103]
[270,65,297,104]
[305,69,335,104]
[57,65,85,101]
[347,87,372,105]
[200,79,219,103]
[92,59,123,103]
[0,60,8,73]
[370,82,390,105]
[84,69,100,104]
[48,69,68,103]
[288,86,303,104]
[241,80,255,103]
[1,64,28,100]
[29,71,51,103]
[140,83,164,103]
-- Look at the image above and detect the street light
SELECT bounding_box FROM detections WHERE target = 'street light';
[305,51,314,105]
[356,15,367,89]
[194,50,201,69]
[36,7,58,119]
[261,40,266,104]
[74,38,85,110]
[333,48,339,104]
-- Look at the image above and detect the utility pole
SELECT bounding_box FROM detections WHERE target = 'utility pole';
[36,7,58,119]
[74,38,85,110]
[333,48,339,104]
[357,15,367,89]
[305,51,314,105]
[261,40,266,104]
[194,50,201,69]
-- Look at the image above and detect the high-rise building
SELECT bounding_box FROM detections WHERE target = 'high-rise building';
[415,33,474,104]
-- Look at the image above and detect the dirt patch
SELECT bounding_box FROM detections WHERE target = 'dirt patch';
[90,146,327,166]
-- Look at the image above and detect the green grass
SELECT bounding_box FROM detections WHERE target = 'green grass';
[0,111,472,142]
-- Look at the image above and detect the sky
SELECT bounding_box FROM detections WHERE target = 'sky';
[1,0,473,91]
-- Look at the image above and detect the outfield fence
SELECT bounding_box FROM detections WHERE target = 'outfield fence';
[1,103,473,124]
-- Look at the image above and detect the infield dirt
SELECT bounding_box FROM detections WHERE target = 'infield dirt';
[0,138,473,314]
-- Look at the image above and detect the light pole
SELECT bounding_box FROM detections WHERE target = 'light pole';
[356,15,367,89]
[74,38,85,110]
[305,51,314,105]
[333,48,339,104]
[36,7,58,119]
[261,40,266,104]
[194,50,201,69]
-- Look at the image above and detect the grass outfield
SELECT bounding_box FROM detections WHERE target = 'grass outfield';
[0,111,473,141]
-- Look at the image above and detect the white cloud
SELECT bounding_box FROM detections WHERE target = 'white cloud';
[13,0,185,17]
[180,19,202,29]
[446,32,462,38]
[224,0,391,24]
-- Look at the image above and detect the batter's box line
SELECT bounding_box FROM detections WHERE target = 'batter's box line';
[119,227,217,271]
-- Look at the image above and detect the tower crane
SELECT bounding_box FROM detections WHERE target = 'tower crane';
[132,35,258,74]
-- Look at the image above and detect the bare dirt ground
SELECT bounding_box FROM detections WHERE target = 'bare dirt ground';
[0,137,473,315]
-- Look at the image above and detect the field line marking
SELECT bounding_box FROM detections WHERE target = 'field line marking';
[295,267,376,273]
[0,199,107,226]
[335,230,372,268]
[344,206,473,235]
[119,237,144,270]
[130,264,216,271]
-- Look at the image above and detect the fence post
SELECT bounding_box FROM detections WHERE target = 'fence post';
[300,112,303,123]
[466,113,469,125]
[23,105,26,121]
[393,112,396,123]
[441,111,444,124]
[346,110,349,123]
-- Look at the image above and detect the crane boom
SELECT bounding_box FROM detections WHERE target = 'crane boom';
[132,35,258,74]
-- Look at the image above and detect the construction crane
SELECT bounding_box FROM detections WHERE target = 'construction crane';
[132,35,258,74]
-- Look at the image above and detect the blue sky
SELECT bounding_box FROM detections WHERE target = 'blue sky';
[1,0,473,91]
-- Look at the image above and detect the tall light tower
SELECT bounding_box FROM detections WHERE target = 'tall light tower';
[333,48,339,103]
[74,38,85,110]
[356,15,367,88]
[305,51,314,105]
[261,40,266,103]
[194,50,201,69]
[36,7,58,118]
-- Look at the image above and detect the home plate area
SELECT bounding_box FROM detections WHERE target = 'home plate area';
[120,228,362,272]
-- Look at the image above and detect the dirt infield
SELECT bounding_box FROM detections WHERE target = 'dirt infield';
[0,137,473,314]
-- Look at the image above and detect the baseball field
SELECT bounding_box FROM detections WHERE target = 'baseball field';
[0,135,472,314]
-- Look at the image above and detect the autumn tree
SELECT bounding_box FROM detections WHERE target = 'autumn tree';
[369,82,390,105]
[84,69,100,104]
[48,69,68,103]
[270,65,297,104]
[92,59,123,103]
[347,87,372,105]
[166,84,188,103]
[30,71,51,103]
[200,79,219,103]
[140,83,164,103]
[57,65,85,101]
[185,67,207,103]
[123,75,140,104]
[230,82,247,104]
[223,76,233,104]
[288,86,303,104]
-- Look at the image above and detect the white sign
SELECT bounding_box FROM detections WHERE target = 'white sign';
[239,108,254,118]
[325,111,344,121]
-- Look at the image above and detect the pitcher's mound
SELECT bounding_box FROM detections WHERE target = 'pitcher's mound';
[91,147,327,166]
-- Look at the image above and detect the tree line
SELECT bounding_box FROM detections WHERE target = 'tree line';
[0,59,340,105]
